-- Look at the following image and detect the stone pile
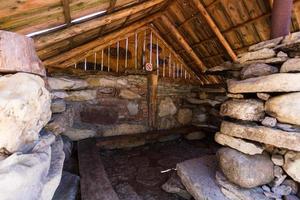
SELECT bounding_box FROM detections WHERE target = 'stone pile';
[214,32,300,200]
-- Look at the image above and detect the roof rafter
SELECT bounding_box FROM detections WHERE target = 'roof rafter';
[160,15,207,73]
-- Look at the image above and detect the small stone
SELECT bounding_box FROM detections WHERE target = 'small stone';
[226,93,244,99]
[257,93,271,101]
[215,132,264,155]
[240,63,278,79]
[177,109,193,125]
[217,147,274,188]
[184,131,206,140]
[277,51,288,58]
[63,128,96,141]
[158,116,178,130]
[276,123,300,132]
[274,166,284,178]
[127,102,139,116]
[262,117,277,127]
[283,151,300,183]
[281,58,300,73]
[262,185,271,192]
[272,185,292,196]
[158,97,177,117]
[220,99,265,121]
[282,179,299,194]
[51,99,66,113]
[119,89,141,100]
[238,48,276,63]
[272,175,287,187]
[272,154,284,166]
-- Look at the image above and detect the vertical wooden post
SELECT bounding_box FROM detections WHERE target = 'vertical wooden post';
[147,73,158,129]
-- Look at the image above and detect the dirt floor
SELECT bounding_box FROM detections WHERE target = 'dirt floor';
[101,138,219,200]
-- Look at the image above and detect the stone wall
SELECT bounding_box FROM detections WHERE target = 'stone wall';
[46,74,224,141]
[214,32,300,199]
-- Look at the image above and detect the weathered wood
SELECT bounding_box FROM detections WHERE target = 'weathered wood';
[147,73,158,128]
[34,0,165,50]
[78,138,119,200]
[191,0,237,62]
[61,0,71,25]
[43,13,161,67]
[160,15,207,72]
[0,30,45,76]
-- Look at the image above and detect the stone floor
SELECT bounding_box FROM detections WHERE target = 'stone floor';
[101,137,219,200]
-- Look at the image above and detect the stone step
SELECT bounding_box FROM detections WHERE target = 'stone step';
[227,73,300,93]
[176,155,229,200]
[220,121,300,152]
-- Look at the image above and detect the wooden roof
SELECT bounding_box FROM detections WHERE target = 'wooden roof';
[1,0,300,84]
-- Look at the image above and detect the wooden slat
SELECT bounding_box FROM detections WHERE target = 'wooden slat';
[61,0,71,25]
[191,0,237,61]
[78,138,119,200]
[160,15,207,72]
[34,0,165,50]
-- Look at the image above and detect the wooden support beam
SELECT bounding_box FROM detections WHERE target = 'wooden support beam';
[43,13,161,67]
[160,15,207,72]
[61,0,71,25]
[191,0,237,62]
[34,0,165,50]
[147,73,158,129]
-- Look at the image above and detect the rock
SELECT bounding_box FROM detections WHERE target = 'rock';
[186,98,221,107]
[176,156,229,200]
[51,91,69,99]
[220,121,300,152]
[158,97,177,117]
[240,63,278,79]
[257,93,271,101]
[115,182,142,200]
[272,154,284,166]
[245,56,288,65]
[103,124,148,137]
[272,174,287,187]
[47,77,88,90]
[278,51,289,58]
[237,48,276,63]
[228,73,300,93]
[266,92,300,126]
[220,99,265,121]
[276,123,300,132]
[248,37,283,51]
[127,102,139,115]
[0,73,51,153]
[263,191,281,199]
[262,185,271,192]
[283,179,299,194]
[216,171,270,200]
[272,185,292,196]
[284,195,300,200]
[0,30,46,76]
[65,90,97,101]
[215,132,264,155]
[161,173,192,199]
[227,93,244,99]
[184,131,206,140]
[217,147,274,188]
[283,151,300,183]
[281,59,300,73]
[86,76,128,88]
[63,128,96,141]
[274,166,284,178]
[262,117,277,127]
[51,99,66,113]
[119,89,141,100]
[177,109,193,125]
[158,116,178,130]
[52,171,80,200]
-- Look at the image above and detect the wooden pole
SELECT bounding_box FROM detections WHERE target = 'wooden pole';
[147,73,158,129]
[160,15,207,72]
[43,13,161,67]
[61,0,71,25]
[191,0,237,62]
[34,0,165,50]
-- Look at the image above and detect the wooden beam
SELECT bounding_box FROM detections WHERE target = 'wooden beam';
[191,0,237,62]
[34,0,165,50]
[61,0,71,25]
[147,73,158,129]
[160,15,207,72]
[43,13,161,67]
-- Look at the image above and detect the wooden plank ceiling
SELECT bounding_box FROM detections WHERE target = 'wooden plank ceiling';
[1,0,300,84]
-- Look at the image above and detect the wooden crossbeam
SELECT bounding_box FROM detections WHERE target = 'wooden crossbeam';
[160,15,207,72]
[191,0,237,62]
[61,0,71,25]
[43,13,161,68]
[34,0,165,50]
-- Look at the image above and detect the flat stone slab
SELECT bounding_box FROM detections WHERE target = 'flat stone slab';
[240,63,278,80]
[281,58,300,73]
[228,73,300,93]
[177,155,229,200]
[220,121,300,152]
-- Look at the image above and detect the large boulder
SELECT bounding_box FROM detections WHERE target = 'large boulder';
[265,93,300,126]
[158,97,177,117]
[240,63,278,80]
[217,147,274,188]
[220,99,265,121]
[0,73,51,153]
[228,73,300,93]
[283,151,300,183]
